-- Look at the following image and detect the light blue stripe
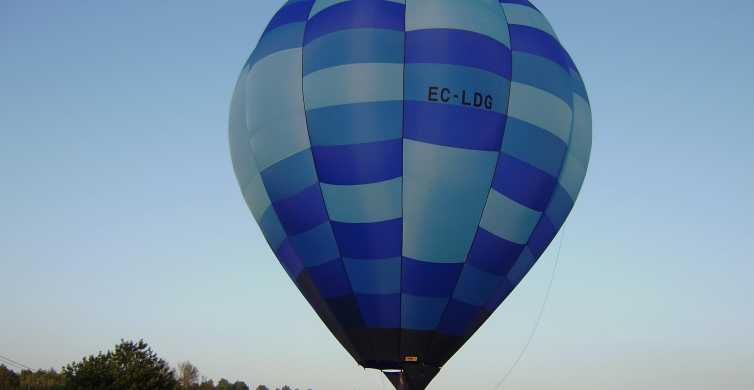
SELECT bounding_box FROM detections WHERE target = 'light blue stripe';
[406,0,510,47]
[569,94,592,166]
[241,165,271,221]
[343,257,401,294]
[229,71,254,186]
[479,189,542,245]
[303,63,404,110]
[245,48,311,170]
[309,0,406,18]
[501,3,557,38]
[501,117,566,177]
[403,139,497,263]
[512,51,573,107]
[558,153,587,201]
[453,264,503,307]
[401,294,448,330]
[306,101,403,146]
[303,28,404,75]
[261,150,318,202]
[508,81,573,143]
[404,63,510,114]
[249,114,311,172]
[507,247,535,285]
[321,178,402,223]
[259,207,287,250]
[248,22,306,69]
[290,222,340,267]
[571,68,589,100]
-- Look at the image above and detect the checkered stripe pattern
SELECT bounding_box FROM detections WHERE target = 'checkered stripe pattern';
[229,0,591,369]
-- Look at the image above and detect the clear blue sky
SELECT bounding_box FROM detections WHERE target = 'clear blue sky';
[1,1,753,389]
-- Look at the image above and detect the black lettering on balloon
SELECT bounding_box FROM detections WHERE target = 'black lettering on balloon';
[426,86,494,111]
[428,86,439,102]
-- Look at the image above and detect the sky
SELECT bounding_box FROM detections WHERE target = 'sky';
[1,0,753,389]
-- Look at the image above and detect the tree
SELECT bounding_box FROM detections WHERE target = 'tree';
[177,361,199,388]
[0,365,20,388]
[63,339,177,390]
[18,368,66,389]
[256,386,270,390]
[198,378,215,390]
[218,378,233,390]
[232,381,250,390]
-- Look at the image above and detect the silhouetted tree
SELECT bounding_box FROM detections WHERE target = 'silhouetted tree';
[198,377,215,390]
[63,339,177,390]
[0,365,20,388]
[256,385,270,390]
[18,368,66,389]
[232,381,250,390]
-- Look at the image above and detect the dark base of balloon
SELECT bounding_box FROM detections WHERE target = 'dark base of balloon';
[383,365,441,390]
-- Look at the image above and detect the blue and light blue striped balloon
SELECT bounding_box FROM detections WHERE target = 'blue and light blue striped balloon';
[230,0,591,388]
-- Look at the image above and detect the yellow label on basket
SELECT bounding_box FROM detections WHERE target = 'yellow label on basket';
[404,356,419,362]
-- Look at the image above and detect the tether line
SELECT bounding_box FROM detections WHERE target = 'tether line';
[493,227,567,390]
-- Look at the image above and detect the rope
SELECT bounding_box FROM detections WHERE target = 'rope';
[492,228,567,390]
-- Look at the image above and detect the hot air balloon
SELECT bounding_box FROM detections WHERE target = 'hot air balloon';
[229,0,591,388]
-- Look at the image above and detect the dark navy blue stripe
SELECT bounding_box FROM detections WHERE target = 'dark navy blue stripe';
[324,295,364,328]
[273,183,329,235]
[312,139,402,185]
[303,0,405,46]
[436,300,480,335]
[404,101,506,151]
[265,0,315,34]
[545,184,575,229]
[331,218,403,259]
[275,239,304,279]
[356,294,401,328]
[466,228,525,276]
[492,153,557,211]
[406,29,512,79]
[509,25,575,72]
[484,279,514,312]
[401,258,463,298]
[527,216,557,258]
[308,258,353,298]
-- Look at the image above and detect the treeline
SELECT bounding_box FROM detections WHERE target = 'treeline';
[0,340,309,390]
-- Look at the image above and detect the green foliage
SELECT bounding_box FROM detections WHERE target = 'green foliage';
[18,368,65,389]
[231,381,250,390]
[255,386,270,390]
[217,379,232,390]
[62,339,177,390]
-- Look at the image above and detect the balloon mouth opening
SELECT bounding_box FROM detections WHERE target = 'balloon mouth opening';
[378,365,441,390]
[363,362,441,371]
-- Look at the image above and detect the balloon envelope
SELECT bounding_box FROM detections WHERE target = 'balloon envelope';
[230,0,591,388]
